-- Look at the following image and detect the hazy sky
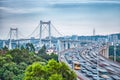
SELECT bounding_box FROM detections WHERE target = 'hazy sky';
[0,0,120,39]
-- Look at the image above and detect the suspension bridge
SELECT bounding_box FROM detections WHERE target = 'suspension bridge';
[1,20,96,54]
[1,21,61,50]
[1,20,119,80]
[1,20,92,52]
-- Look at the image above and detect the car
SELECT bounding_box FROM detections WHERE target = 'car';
[111,75,120,80]
[81,69,87,73]
[100,75,112,80]
[91,64,97,69]
[68,60,72,64]
[85,66,92,71]
[80,60,86,63]
[99,78,106,80]
[92,71,97,74]
[86,71,93,77]
[81,66,85,70]
[92,75,98,80]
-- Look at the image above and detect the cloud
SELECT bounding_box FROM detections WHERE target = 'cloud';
[0,7,47,14]
[50,0,120,4]
[0,0,120,39]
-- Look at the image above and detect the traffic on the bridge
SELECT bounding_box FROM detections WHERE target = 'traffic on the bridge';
[59,42,120,80]
[0,21,120,80]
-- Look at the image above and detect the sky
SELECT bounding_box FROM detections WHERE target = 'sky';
[0,0,120,39]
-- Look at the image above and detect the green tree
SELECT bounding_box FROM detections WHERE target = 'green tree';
[109,46,120,56]
[3,70,14,80]
[38,47,58,61]
[26,43,35,52]
[1,46,8,54]
[20,45,25,50]
[38,45,46,54]
[2,46,8,51]
[50,53,58,61]
[109,46,120,62]
[13,74,24,80]
[24,59,77,80]
[9,49,25,64]
[0,48,47,80]
[24,62,47,80]
[48,74,64,80]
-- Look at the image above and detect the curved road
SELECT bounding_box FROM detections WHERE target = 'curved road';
[59,45,120,80]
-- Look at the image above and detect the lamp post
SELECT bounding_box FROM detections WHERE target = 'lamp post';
[97,52,99,80]
[114,44,116,62]
[113,35,117,62]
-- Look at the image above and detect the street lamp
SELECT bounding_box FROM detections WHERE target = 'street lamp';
[113,35,117,62]
[97,52,99,80]
[114,44,116,62]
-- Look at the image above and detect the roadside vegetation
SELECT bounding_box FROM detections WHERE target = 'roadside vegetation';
[0,43,77,80]
[109,45,120,63]
[24,59,76,80]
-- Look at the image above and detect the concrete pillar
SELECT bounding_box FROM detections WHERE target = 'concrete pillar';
[57,40,61,52]
[49,21,51,47]
[101,47,109,58]
[69,42,72,48]
[3,41,6,48]
[71,42,74,48]
[105,47,109,58]
[9,28,12,50]
[65,42,68,49]
[39,21,42,48]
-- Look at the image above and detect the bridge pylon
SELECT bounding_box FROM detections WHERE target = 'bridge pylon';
[39,20,51,48]
[9,28,18,50]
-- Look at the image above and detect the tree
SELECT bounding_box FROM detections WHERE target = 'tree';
[1,46,9,54]
[0,48,47,80]
[38,45,46,54]
[3,70,14,80]
[9,49,24,64]
[109,46,120,62]
[2,46,8,51]
[24,62,47,80]
[20,45,25,50]
[109,46,114,56]
[48,74,64,80]
[13,74,24,80]
[26,43,35,52]
[50,53,58,61]
[38,45,58,61]
[109,46,120,56]
[24,59,77,80]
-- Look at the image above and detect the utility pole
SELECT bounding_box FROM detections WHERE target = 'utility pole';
[97,51,99,80]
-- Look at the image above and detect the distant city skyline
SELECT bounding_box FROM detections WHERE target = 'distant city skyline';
[0,0,120,39]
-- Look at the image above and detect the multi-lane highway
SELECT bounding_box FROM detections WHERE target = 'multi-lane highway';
[59,45,120,80]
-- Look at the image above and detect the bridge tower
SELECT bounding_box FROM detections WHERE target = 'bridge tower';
[9,28,18,50]
[39,20,51,48]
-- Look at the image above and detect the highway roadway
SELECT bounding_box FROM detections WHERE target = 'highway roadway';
[59,45,120,80]
[60,48,89,80]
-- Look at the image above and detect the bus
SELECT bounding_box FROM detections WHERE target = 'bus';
[73,61,81,70]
